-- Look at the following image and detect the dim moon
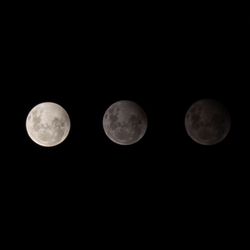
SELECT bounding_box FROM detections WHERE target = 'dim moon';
[26,102,71,147]
[103,100,148,145]
[185,99,231,145]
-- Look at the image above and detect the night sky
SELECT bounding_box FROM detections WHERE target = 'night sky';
[2,3,249,247]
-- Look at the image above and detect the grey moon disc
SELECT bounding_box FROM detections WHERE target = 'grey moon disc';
[185,99,231,145]
[103,100,148,145]
[26,102,71,147]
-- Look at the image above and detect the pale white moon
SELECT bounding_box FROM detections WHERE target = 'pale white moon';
[103,100,148,145]
[26,102,71,147]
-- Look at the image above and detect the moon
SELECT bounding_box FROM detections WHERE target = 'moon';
[26,102,71,147]
[103,100,148,145]
[185,99,231,145]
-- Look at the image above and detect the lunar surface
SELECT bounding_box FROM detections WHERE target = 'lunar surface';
[185,99,231,145]
[26,102,71,147]
[103,100,148,145]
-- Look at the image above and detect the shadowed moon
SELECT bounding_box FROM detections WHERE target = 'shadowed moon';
[103,100,148,145]
[26,102,71,147]
[185,99,231,145]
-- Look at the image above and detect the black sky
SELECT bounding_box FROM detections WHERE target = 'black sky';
[2,3,249,247]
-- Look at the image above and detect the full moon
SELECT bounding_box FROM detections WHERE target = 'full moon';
[185,99,231,145]
[26,102,71,147]
[103,100,148,145]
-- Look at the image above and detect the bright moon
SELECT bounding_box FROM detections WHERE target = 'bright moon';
[26,102,71,147]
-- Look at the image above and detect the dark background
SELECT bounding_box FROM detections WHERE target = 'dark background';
[2,3,249,247]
